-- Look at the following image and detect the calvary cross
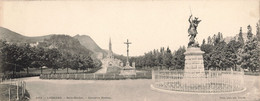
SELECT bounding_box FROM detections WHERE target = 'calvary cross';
[124,39,132,65]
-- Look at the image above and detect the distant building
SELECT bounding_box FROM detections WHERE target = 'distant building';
[107,37,114,59]
[29,41,39,47]
[101,38,123,67]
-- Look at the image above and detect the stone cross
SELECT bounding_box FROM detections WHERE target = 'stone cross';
[124,39,132,66]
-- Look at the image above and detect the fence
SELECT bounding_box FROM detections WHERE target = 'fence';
[151,69,245,93]
[0,79,28,101]
[1,73,40,81]
[40,72,152,80]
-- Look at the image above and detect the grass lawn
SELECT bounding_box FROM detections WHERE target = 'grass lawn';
[0,84,30,101]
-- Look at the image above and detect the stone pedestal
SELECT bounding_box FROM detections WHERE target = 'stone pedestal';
[119,62,136,75]
[120,62,124,67]
[126,61,130,67]
[182,47,206,85]
[132,62,135,68]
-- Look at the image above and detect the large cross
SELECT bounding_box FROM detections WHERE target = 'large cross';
[124,39,131,66]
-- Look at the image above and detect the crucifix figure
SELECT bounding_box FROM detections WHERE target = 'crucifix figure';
[124,39,132,66]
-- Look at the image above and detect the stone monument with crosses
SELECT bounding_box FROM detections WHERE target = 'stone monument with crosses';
[124,39,131,66]
[119,39,136,75]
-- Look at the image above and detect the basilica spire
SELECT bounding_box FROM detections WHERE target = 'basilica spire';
[109,37,112,51]
[108,37,113,59]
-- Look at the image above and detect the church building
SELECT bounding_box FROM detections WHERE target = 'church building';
[101,38,122,67]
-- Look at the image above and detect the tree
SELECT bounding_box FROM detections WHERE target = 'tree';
[238,27,244,45]
[0,40,8,73]
[207,36,212,45]
[172,46,186,70]
[20,43,35,74]
[247,25,253,40]
[240,37,259,72]
[213,33,223,45]
[201,44,214,69]
[202,39,206,45]
[155,50,163,68]
[209,41,227,70]
[45,48,62,74]
[163,47,173,69]
[0,43,34,75]
[256,20,260,41]
[218,32,224,42]
[224,41,241,70]
[239,25,260,72]
[81,55,94,72]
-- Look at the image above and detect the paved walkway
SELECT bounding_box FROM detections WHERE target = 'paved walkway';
[95,65,107,73]
[21,75,259,101]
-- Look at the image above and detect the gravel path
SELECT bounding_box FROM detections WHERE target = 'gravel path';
[21,76,259,101]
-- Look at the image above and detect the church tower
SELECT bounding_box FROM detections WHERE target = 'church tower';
[109,37,112,52]
[108,37,113,59]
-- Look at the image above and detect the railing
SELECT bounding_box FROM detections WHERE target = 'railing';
[0,79,28,101]
[152,70,245,93]
[40,72,152,80]
[1,73,40,80]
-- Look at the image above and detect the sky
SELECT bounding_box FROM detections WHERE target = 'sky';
[0,0,259,56]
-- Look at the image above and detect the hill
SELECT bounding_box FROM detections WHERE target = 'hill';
[73,35,104,53]
[0,27,128,60]
[40,35,93,55]
[0,27,103,53]
[74,35,107,59]
[0,27,52,43]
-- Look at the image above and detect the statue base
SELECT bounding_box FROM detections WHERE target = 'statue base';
[119,65,136,75]
[181,47,206,85]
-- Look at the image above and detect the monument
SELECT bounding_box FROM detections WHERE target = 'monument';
[151,14,245,93]
[119,39,136,75]
[182,15,206,84]
[124,39,131,66]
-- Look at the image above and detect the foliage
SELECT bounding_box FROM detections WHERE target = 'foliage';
[256,20,260,41]
[238,27,244,45]
[0,35,101,74]
[172,46,186,70]
[128,26,257,72]
[239,36,259,72]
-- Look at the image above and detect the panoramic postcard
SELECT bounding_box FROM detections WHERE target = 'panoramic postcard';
[0,0,259,101]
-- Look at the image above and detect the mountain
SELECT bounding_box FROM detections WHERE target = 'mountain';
[0,27,52,43]
[40,35,93,55]
[0,27,107,59]
[73,35,104,53]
